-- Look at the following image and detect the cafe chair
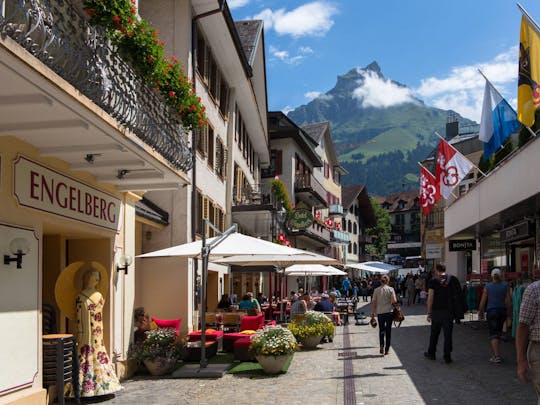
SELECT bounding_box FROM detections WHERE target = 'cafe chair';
[222,312,242,332]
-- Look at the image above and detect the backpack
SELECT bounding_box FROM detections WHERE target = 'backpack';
[447,275,465,320]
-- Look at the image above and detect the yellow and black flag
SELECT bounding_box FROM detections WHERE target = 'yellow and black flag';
[518,15,540,127]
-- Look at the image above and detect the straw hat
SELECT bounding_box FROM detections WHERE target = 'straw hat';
[55,261,109,321]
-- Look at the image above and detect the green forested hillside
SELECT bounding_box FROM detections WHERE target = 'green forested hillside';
[287,62,476,195]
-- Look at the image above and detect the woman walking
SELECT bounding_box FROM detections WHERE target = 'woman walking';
[371,275,399,355]
[478,268,511,363]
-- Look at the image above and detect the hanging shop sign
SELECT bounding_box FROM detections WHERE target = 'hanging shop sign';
[449,239,477,251]
[500,221,533,243]
[288,208,313,230]
[426,243,443,259]
[13,155,121,231]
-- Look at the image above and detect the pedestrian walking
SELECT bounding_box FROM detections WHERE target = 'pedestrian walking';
[516,279,540,402]
[371,274,398,355]
[477,268,511,364]
[424,263,463,364]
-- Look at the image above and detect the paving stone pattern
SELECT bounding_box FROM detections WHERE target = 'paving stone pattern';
[103,303,536,405]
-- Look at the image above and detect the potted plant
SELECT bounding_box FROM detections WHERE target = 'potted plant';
[250,325,297,374]
[130,328,182,376]
[288,311,335,349]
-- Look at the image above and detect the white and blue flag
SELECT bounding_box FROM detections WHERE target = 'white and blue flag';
[479,80,521,160]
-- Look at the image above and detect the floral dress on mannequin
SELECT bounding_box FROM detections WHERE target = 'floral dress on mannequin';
[76,271,121,397]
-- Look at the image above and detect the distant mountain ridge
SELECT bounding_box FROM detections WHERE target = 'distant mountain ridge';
[287,62,476,195]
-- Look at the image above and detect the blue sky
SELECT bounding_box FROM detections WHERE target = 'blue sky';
[229,0,540,122]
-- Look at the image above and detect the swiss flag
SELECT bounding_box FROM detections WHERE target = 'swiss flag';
[435,139,474,199]
[419,166,439,216]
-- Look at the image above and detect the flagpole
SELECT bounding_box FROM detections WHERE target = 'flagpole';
[517,3,540,36]
[434,131,488,177]
[477,68,536,138]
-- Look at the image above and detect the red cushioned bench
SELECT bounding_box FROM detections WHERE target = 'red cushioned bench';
[187,330,224,351]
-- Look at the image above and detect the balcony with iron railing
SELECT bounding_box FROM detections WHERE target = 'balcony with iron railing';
[289,220,331,246]
[294,173,327,207]
[0,0,192,171]
[232,182,274,207]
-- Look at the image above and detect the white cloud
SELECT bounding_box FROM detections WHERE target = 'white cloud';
[282,105,294,115]
[269,45,313,65]
[304,91,333,101]
[415,47,517,121]
[253,1,337,37]
[352,70,417,108]
[227,0,250,9]
[305,91,321,100]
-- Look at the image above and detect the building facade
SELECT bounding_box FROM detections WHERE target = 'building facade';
[342,184,377,264]
[0,1,269,403]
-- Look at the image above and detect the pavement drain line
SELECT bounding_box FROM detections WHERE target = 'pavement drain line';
[342,324,356,405]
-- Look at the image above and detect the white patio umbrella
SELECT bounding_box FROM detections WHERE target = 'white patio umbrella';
[345,261,398,274]
[213,253,337,266]
[137,232,311,258]
[284,265,347,292]
[284,264,347,276]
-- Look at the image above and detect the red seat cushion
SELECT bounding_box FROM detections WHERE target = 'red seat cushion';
[152,317,182,335]
[240,314,264,331]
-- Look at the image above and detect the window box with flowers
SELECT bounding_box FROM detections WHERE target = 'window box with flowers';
[288,311,335,349]
[250,325,297,374]
[83,0,207,131]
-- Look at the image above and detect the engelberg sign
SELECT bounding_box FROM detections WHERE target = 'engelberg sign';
[13,155,121,231]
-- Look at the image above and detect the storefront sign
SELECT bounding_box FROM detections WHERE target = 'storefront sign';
[425,243,443,259]
[13,156,121,231]
[504,272,522,280]
[500,221,533,243]
[449,239,476,251]
[288,208,313,230]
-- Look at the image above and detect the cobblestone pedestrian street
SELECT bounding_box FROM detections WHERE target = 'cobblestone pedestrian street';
[105,303,536,405]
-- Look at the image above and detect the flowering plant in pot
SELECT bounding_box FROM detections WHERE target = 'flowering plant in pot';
[250,325,297,374]
[130,328,182,375]
[288,311,335,347]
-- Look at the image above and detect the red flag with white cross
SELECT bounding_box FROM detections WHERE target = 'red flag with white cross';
[419,165,439,216]
[435,138,474,199]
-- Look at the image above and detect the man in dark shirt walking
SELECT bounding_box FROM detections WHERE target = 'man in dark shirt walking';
[424,263,463,364]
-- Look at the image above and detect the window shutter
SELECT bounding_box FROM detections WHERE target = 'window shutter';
[222,147,228,178]
[207,126,214,170]
[276,150,282,176]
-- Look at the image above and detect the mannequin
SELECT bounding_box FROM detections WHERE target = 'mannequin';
[76,269,121,397]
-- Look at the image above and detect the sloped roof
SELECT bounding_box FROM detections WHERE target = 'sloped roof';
[381,190,419,213]
[234,20,263,66]
[268,111,322,167]
[301,121,346,173]
[302,122,328,144]
[342,184,376,227]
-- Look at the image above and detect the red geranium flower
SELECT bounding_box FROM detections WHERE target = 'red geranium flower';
[168,91,176,98]
[112,15,121,23]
